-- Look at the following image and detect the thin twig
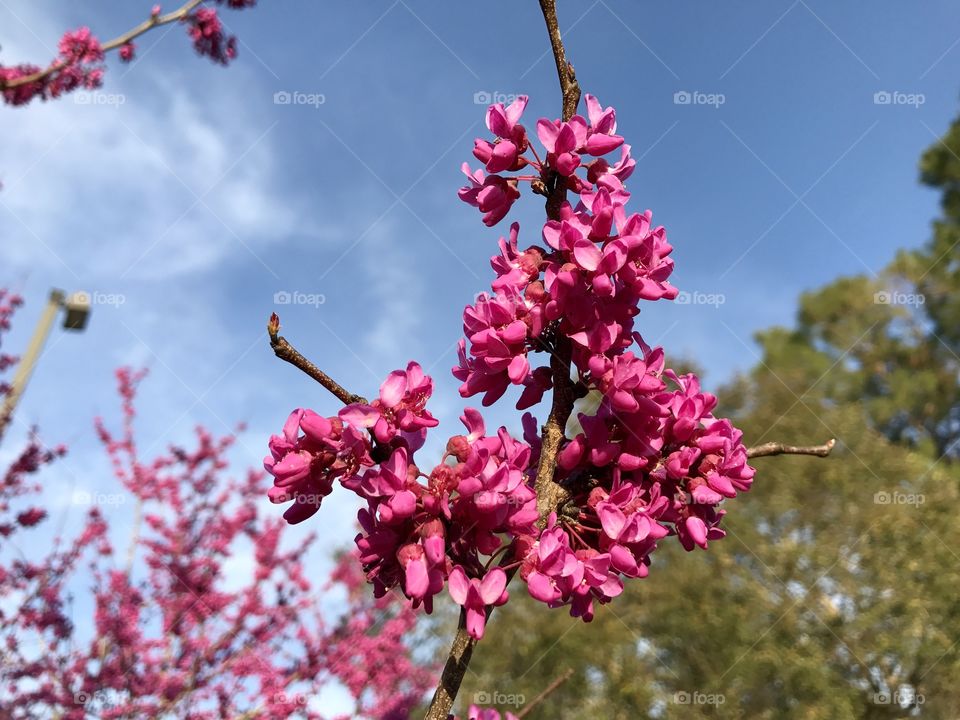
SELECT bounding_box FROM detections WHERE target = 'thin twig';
[267,313,366,406]
[1,0,205,90]
[515,667,574,718]
[746,438,836,459]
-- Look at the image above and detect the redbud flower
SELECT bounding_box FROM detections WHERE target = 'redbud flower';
[118,42,136,63]
[447,566,508,639]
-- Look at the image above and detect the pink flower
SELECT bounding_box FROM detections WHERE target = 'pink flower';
[536,116,588,175]
[459,164,521,227]
[340,362,439,444]
[118,42,136,63]
[264,409,371,523]
[583,93,624,156]
[185,8,237,65]
[447,566,508,639]
[473,95,529,173]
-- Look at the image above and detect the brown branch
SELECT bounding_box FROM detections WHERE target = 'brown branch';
[423,615,478,720]
[532,0,581,525]
[425,3,581,719]
[267,313,366,406]
[515,667,574,718]
[0,0,205,90]
[746,438,836,459]
[538,0,581,122]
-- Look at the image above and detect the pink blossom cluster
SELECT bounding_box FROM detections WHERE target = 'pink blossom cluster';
[1,362,433,719]
[266,363,531,639]
[0,27,104,106]
[0,2,257,106]
[267,93,755,638]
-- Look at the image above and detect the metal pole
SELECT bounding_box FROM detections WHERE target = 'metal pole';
[0,289,64,444]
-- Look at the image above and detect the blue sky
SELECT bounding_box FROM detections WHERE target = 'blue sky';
[1,0,960,709]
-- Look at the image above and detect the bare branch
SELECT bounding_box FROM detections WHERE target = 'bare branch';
[1,0,206,90]
[267,313,366,406]
[538,0,581,122]
[746,438,837,459]
[515,667,574,718]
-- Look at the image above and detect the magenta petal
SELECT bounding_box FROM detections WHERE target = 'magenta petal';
[598,503,626,539]
[685,516,709,548]
[465,607,487,640]
[536,118,559,152]
[478,567,507,605]
[460,407,486,439]
[339,403,380,428]
[271,451,311,485]
[507,355,530,384]
[299,410,332,441]
[586,134,624,156]
[573,239,602,271]
[390,490,417,519]
[380,371,407,407]
[526,571,560,603]
[447,566,470,605]
[404,557,429,599]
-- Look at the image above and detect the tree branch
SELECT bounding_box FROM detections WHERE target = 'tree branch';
[532,0,581,525]
[425,4,581,719]
[538,0,580,122]
[746,438,836,459]
[515,667,574,718]
[267,313,366,406]
[1,0,206,90]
